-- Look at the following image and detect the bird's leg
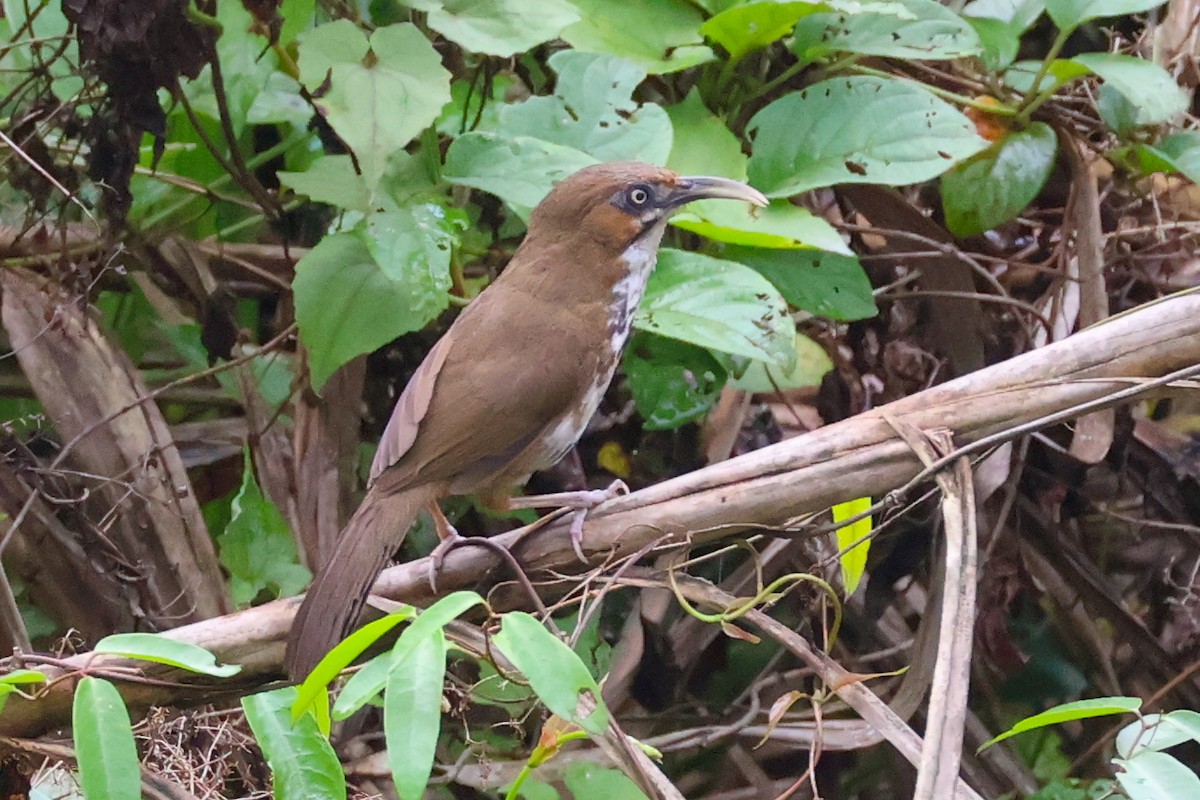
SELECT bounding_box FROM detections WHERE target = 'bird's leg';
[506,479,629,562]
[426,500,466,592]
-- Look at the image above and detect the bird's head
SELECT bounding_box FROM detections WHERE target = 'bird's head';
[527,162,768,256]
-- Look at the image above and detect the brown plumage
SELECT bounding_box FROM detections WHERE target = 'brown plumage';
[285,162,766,679]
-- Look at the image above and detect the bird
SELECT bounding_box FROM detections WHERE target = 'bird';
[285,161,767,679]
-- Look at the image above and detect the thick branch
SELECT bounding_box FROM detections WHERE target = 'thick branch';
[2,293,1200,736]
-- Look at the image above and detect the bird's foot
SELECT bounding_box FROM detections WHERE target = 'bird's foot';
[508,479,628,562]
[427,529,470,593]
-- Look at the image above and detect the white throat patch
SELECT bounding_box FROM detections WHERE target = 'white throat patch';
[609,226,666,356]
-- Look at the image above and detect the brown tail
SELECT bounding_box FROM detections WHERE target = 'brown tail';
[285,483,438,679]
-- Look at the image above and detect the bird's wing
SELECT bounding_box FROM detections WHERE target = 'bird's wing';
[369,283,603,492]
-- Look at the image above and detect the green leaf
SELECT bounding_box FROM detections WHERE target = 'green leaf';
[728,247,878,321]
[728,333,833,392]
[499,51,672,165]
[941,122,1057,237]
[444,132,599,211]
[965,16,1021,71]
[218,451,310,604]
[365,203,461,283]
[492,612,610,735]
[1070,53,1189,127]
[297,21,451,191]
[1116,711,1200,759]
[747,76,989,196]
[279,155,370,213]
[1003,58,1090,92]
[1115,751,1200,800]
[563,762,650,800]
[979,696,1142,751]
[294,221,453,390]
[637,249,797,367]
[402,0,579,56]
[92,633,242,678]
[243,687,347,800]
[962,0,1045,31]
[73,677,140,800]
[665,89,849,253]
[386,628,448,800]
[333,591,484,720]
[292,608,415,720]
[832,497,872,595]
[1045,0,1166,30]
[624,333,727,430]
[793,0,981,62]
[702,1,822,62]
[1135,131,1200,184]
[562,0,715,73]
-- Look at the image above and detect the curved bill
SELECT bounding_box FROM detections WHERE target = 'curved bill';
[669,175,769,208]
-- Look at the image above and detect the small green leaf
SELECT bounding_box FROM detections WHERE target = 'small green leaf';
[979,696,1142,751]
[562,0,714,73]
[292,608,415,721]
[793,0,981,62]
[73,677,140,800]
[0,669,46,685]
[332,591,484,720]
[444,132,598,211]
[832,497,873,595]
[702,1,821,62]
[297,21,451,190]
[748,76,989,197]
[636,249,797,367]
[1135,131,1200,184]
[386,628,448,800]
[1115,751,1200,800]
[92,633,242,678]
[962,0,1045,32]
[624,333,727,430]
[729,247,878,321]
[941,122,1057,237]
[243,687,347,800]
[403,0,579,56]
[728,333,833,392]
[1045,0,1166,30]
[218,451,310,604]
[499,51,672,164]
[1071,53,1189,127]
[492,612,610,735]
[1003,58,1090,92]
[563,762,650,800]
[279,155,370,213]
[1116,711,1200,759]
[966,17,1021,71]
[294,223,453,391]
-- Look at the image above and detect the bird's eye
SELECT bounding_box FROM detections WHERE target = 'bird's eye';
[627,185,651,206]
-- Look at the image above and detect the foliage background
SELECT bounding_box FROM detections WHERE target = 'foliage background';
[2,0,1200,798]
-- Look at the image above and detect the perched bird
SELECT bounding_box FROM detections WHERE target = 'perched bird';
[285,161,767,678]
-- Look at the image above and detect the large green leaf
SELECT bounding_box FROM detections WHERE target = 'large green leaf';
[941,122,1057,237]
[1045,0,1166,30]
[637,249,797,367]
[401,0,579,56]
[293,213,455,390]
[499,51,672,165]
[386,628,448,800]
[73,677,140,800]
[624,333,727,430]
[1071,53,1189,127]
[443,132,599,210]
[297,21,451,191]
[728,246,878,321]
[665,89,849,252]
[1115,752,1200,800]
[492,612,610,735]
[562,0,714,73]
[243,687,347,800]
[702,1,822,61]
[747,76,989,196]
[793,0,981,62]
[219,451,310,605]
